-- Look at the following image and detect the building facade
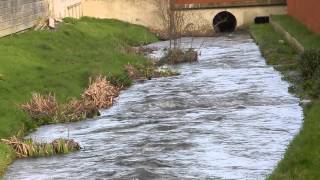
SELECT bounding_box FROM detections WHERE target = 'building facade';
[287,0,320,34]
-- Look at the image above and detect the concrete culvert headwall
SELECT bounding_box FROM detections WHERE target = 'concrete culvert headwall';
[213,11,237,33]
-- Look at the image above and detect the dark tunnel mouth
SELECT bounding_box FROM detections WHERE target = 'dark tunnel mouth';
[213,11,237,33]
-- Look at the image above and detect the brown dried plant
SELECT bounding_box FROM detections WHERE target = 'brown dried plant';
[21,93,59,122]
[82,75,120,110]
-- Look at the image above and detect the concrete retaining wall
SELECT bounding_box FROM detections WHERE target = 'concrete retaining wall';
[84,0,286,36]
[48,0,83,19]
[0,0,84,37]
[0,0,48,37]
[270,18,304,53]
[178,5,287,35]
[83,0,163,29]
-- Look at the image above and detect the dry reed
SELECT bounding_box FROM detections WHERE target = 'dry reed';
[21,93,59,121]
[21,76,120,123]
[82,75,120,109]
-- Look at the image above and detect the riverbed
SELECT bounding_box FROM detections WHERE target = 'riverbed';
[4,33,302,180]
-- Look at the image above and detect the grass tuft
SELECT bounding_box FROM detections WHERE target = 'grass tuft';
[1,137,80,158]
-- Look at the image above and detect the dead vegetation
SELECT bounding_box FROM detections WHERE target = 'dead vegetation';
[82,76,120,109]
[21,76,120,124]
[21,93,59,122]
[1,137,80,158]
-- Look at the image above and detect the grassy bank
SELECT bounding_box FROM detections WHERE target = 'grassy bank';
[0,17,157,175]
[250,19,320,179]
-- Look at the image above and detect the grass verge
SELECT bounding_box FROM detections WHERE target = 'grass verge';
[0,17,157,175]
[271,15,320,49]
[250,23,320,179]
[268,102,320,180]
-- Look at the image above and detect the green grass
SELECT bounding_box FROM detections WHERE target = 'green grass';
[0,17,157,175]
[250,23,320,180]
[272,15,320,49]
[0,144,14,175]
[250,24,298,65]
[269,102,320,180]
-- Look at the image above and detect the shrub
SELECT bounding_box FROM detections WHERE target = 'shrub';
[298,49,320,97]
[311,68,320,98]
[298,49,320,80]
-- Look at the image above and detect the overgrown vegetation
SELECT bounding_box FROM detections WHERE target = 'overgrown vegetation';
[250,20,320,179]
[0,17,158,175]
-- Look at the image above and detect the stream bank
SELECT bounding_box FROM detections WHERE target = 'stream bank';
[0,17,158,176]
[251,16,320,179]
[4,33,303,179]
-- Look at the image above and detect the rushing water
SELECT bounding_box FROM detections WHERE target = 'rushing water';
[5,33,303,180]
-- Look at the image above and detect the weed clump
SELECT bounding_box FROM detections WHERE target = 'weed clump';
[1,137,80,158]
[299,49,320,80]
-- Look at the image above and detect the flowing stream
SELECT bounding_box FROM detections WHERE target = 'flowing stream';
[5,33,303,180]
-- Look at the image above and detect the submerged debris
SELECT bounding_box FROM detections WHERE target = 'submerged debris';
[1,137,80,158]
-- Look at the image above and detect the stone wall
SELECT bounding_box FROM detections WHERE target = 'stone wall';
[0,0,48,37]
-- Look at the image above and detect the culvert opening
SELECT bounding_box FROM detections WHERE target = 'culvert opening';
[213,11,237,33]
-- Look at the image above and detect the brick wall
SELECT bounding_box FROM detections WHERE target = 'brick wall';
[288,0,320,34]
[175,0,286,5]
[0,0,48,37]
[174,0,286,9]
